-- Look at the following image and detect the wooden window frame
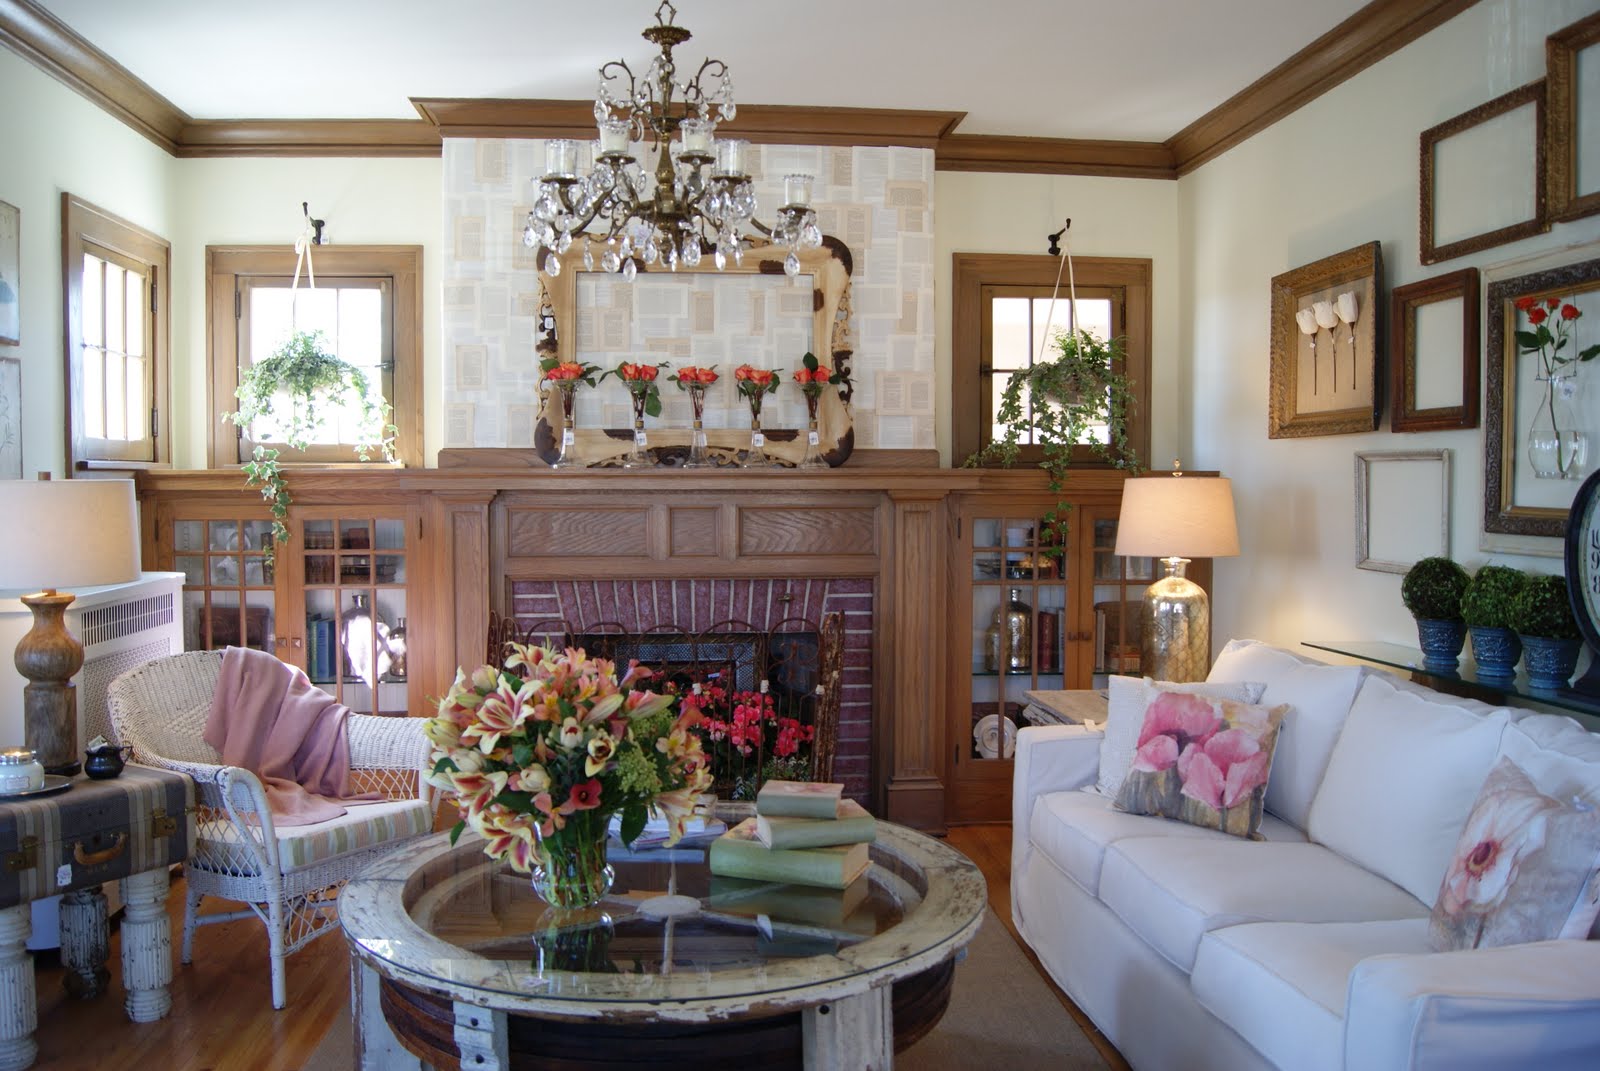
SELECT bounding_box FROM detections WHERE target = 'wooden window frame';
[206,245,423,469]
[952,253,1152,468]
[62,193,171,470]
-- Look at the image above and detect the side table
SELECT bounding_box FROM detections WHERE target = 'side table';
[0,764,193,1070]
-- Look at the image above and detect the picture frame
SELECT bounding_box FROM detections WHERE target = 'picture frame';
[1268,241,1382,440]
[1388,267,1479,432]
[1355,449,1450,574]
[0,200,17,346]
[1420,80,1548,266]
[1547,11,1600,223]
[0,356,17,479]
[1483,253,1600,538]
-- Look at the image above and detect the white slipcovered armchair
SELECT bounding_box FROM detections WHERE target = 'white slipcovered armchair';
[107,651,434,1009]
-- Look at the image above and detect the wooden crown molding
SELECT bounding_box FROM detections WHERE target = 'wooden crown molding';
[1166,0,1481,175]
[4,0,1478,174]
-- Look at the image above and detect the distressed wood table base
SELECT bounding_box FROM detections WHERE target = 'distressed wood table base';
[60,887,110,999]
[0,906,36,1071]
[120,867,174,1023]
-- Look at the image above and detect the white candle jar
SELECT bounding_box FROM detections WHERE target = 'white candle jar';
[713,138,747,177]
[598,118,631,157]
[545,139,581,179]
[679,118,713,158]
[783,173,814,207]
[0,748,44,794]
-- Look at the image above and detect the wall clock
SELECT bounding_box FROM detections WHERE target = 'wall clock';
[1566,467,1600,698]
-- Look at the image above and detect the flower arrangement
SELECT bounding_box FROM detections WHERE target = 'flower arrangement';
[601,361,668,417]
[539,358,601,387]
[672,681,816,799]
[424,643,712,907]
[1514,296,1599,379]
[733,364,781,404]
[792,351,840,395]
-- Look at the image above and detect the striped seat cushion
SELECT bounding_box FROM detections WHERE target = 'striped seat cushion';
[201,798,432,875]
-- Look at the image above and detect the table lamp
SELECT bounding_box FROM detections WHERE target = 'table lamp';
[1114,467,1239,682]
[0,477,141,774]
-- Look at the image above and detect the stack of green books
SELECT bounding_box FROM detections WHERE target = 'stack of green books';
[707,782,876,890]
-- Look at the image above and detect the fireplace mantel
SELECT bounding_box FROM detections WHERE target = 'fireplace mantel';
[137,462,1133,830]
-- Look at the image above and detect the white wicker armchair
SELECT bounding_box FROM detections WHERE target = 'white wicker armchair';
[106,651,434,1009]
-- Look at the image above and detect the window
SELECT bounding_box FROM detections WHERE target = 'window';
[207,246,422,467]
[63,194,171,468]
[952,254,1151,467]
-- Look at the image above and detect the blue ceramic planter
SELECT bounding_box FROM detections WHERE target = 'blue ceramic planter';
[1520,635,1582,691]
[1469,626,1521,679]
[1415,618,1466,672]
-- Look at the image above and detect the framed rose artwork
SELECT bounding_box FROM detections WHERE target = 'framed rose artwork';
[1269,242,1382,439]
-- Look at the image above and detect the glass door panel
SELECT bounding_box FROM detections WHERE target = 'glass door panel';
[302,512,410,716]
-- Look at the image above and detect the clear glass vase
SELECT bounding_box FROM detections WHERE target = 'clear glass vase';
[797,391,827,469]
[550,382,584,469]
[532,821,614,910]
[1527,372,1587,480]
[622,389,652,468]
[741,393,773,468]
[683,385,711,468]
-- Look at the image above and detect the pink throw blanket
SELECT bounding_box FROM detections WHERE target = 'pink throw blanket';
[203,647,381,826]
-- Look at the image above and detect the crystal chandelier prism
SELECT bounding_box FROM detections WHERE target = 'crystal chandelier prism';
[522,2,822,281]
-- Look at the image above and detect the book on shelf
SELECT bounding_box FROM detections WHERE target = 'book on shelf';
[708,818,871,890]
[755,780,846,820]
[755,798,876,850]
[709,873,873,933]
[313,616,336,681]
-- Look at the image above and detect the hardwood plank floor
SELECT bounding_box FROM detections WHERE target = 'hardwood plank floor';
[27,824,1125,1070]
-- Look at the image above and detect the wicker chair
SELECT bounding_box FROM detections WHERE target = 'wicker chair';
[106,651,434,1009]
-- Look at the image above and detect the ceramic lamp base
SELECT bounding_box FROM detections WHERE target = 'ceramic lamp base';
[1138,558,1210,683]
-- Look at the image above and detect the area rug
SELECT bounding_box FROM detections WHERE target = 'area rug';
[306,907,1108,1070]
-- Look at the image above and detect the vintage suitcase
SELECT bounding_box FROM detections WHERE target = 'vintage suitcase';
[0,764,193,909]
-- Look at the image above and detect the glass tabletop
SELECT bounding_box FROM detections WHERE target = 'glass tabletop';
[343,820,986,1010]
[1303,640,1600,719]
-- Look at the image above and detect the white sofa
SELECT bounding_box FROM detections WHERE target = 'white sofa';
[1010,640,1600,1071]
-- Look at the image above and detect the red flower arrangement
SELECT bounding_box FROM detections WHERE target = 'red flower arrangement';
[733,364,781,400]
[602,361,668,416]
[669,365,720,388]
[1513,294,1597,379]
[792,351,841,395]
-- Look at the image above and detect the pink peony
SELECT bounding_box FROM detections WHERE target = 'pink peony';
[1177,728,1271,811]
[1131,693,1224,773]
[1438,788,1552,919]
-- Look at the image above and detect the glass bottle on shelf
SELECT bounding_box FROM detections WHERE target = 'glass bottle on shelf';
[984,587,1032,673]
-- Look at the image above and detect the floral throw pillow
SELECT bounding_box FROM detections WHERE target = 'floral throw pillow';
[1428,757,1600,952]
[1112,692,1287,838]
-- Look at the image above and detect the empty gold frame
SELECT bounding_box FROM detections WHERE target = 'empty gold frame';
[1389,268,1479,433]
[1547,11,1600,222]
[1269,242,1382,439]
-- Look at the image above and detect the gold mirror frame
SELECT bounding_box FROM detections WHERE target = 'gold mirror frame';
[1547,11,1600,223]
[533,236,856,467]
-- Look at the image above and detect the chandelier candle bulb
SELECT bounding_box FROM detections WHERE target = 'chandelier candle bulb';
[783,174,814,208]
[679,118,713,157]
[545,139,580,179]
[714,138,747,177]
[598,118,631,157]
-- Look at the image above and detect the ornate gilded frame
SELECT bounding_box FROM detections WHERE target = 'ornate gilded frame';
[1388,267,1479,433]
[1268,241,1382,439]
[1547,11,1600,223]
[1483,254,1600,537]
[1420,80,1548,266]
[533,237,856,467]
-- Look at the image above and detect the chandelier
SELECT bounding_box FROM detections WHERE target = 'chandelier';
[522,1,822,281]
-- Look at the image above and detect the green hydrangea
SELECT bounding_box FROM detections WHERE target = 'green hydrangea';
[614,747,661,797]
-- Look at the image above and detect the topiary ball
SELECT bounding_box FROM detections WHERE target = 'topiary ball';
[1401,556,1470,621]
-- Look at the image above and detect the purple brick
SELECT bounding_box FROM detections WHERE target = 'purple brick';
[596,582,620,625]
[828,577,873,596]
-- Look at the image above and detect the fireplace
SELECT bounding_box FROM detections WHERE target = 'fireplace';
[508,578,873,800]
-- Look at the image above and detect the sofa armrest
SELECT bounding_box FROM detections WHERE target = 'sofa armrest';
[1010,724,1103,891]
[1344,940,1600,1071]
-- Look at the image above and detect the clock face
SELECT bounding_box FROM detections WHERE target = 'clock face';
[1568,469,1600,652]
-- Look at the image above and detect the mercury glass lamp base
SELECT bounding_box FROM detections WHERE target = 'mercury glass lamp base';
[1138,557,1210,682]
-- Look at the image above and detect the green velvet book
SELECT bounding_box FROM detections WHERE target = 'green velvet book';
[708,818,871,890]
[755,799,876,850]
[754,780,845,820]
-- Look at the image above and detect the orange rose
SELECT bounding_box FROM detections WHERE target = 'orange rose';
[812,366,833,383]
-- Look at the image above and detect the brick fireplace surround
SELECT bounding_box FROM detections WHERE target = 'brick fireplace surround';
[511,578,874,800]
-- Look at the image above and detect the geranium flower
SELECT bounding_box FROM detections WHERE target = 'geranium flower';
[1131,693,1223,773]
[1177,728,1272,811]
[1438,788,1553,919]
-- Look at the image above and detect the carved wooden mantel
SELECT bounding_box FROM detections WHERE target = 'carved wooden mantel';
[137,463,1131,831]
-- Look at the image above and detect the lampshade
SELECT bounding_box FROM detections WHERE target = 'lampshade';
[1114,476,1240,559]
[0,478,141,591]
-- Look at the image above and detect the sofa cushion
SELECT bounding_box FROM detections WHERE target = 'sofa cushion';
[1191,919,1431,1071]
[203,797,433,874]
[1307,673,1510,905]
[1098,838,1426,973]
[1499,713,1600,806]
[1029,787,1306,895]
[1206,639,1367,830]
[1097,675,1266,799]
[1429,757,1600,951]
[1114,692,1287,839]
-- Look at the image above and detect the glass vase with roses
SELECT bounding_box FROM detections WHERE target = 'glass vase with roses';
[539,358,601,469]
[733,364,782,468]
[1514,296,1598,479]
[792,351,841,470]
[425,643,712,909]
[668,365,719,467]
[601,361,668,468]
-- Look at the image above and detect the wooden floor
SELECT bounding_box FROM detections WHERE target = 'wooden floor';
[26,823,1126,1070]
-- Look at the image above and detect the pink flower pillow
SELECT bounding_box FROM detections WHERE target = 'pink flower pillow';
[1112,691,1287,838]
[1429,758,1600,951]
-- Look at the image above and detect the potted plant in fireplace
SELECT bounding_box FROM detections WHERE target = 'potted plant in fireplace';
[1401,556,1470,671]
[1461,565,1529,679]
[223,329,396,560]
[1509,573,1584,691]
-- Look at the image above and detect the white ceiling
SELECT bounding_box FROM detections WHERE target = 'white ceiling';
[37,0,1374,141]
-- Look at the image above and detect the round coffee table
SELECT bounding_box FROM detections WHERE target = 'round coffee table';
[340,819,986,1071]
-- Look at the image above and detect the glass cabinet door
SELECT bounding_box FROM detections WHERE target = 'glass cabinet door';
[301,513,409,716]
[1087,509,1156,685]
[172,516,277,654]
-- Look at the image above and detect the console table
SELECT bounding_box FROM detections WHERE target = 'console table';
[0,765,193,1070]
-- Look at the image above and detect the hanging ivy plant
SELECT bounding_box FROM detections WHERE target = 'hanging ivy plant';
[223,330,396,557]
[966,328,1141,539]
